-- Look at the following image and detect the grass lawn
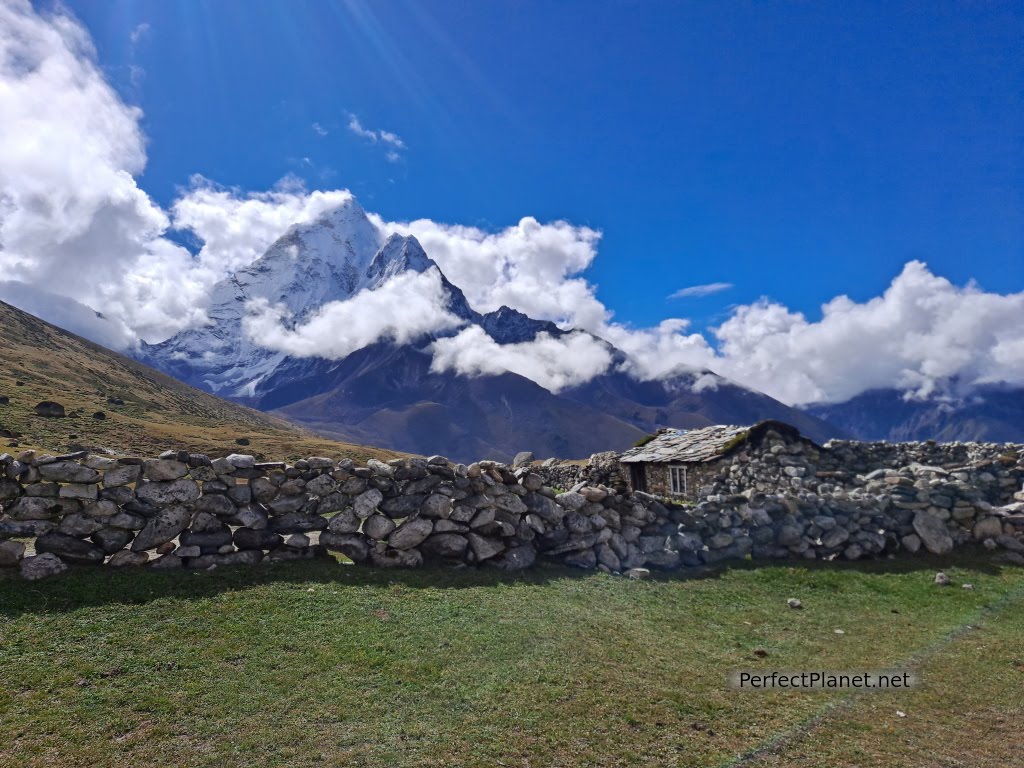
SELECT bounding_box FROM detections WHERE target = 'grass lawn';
[1,553,1022,767]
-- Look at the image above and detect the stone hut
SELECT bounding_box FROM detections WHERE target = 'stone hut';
[618,420,816,500]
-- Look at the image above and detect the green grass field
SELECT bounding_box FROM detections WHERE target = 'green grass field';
[1,553,1022,767]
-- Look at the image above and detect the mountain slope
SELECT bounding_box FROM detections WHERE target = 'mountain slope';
[804,385,1024,442]
[266,343,647,462]
[0,300,403,461]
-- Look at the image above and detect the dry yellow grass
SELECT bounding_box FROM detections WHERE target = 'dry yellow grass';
[0,300,404,462]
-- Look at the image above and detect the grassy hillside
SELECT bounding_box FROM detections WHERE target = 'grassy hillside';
[0,301,403,461]
[0,554,1021,766]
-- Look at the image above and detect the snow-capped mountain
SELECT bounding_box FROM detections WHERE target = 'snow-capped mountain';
[140,198,840,460]
[141,197,384,396]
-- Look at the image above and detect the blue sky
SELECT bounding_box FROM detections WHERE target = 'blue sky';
[64,0,1023,332]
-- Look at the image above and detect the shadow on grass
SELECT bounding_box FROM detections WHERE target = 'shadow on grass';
[0,548,1012,619]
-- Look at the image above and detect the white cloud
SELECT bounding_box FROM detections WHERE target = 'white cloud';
[708,261,1024,405]
[311,122,328,136]
[170,177,354,276]
[377,215,608,331]
[430,326,613,393]
[242,268,464,359]
[0,0,187,344]
[129,22,150,45]
[347,114,405,149]
[668,282,733,299]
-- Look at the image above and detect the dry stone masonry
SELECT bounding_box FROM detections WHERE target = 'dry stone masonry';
[1,436,1023,580]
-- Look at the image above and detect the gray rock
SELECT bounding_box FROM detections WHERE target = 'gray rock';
[317,492,349,515]
[467,532,504,562]
[366,459,395,478]
[380,494,425,518]
[995,534,1024,553]
[512,451,534,468]
[131,505,191,551]
[92,527,134,554]
[901,534,922,553]
[0,479,20,501]
[267,512,327,534]
[320,532,370,562]
[233,528,281,550]
[58,512,104,537]
[521,473,544,492]
[327,509,360,534]
[493,544,537,571]
[422,533,469,558]
[305,474,337,496]
[38,461,100,484]
[83,500,119,518]
[58,483,98,501]
[912,511,954,555]
[268,494,309,514]
[35,532,104,564]
[973,517,1004,540]
[20,553,68,580]
[555,491,586,511]
[420,493,451,518]
[388,518,433,550]
[142,459,189,481]
[189,510,223,533]
[105,511,146,530]
[150,554,184,570]
[225,453,256,469]
[136,479,200,506]
[230,504,268,530]
[821,527,850,549]
[353,488,383,517]
[363,514,396,540]
[0,539,26,567]
[107,550,149,567]
[250,477,278,504]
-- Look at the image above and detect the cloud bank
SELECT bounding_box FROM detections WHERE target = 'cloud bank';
[1,1,1022,407]
[243,268,464,360]
[431,327,614,393]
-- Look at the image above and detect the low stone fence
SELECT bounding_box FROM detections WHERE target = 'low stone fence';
[1,448,1022,581]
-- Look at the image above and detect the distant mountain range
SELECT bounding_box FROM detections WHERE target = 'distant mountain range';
[803,384,1024,443]
[137,198,841,461]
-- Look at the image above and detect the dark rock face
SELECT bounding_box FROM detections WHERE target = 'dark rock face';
[35,532,104,564]
[33,401,66,418]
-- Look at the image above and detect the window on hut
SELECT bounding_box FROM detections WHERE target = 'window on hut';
[669,465,687,495]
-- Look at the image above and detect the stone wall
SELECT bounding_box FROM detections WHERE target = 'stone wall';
[1,445,1022,581]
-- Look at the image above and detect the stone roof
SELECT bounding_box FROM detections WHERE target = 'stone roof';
[619,420,811,464]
